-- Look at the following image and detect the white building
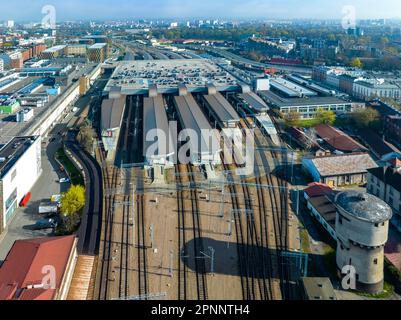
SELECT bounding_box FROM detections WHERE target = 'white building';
[0,136,42,234]
[335,191,392,294]
[353,79,401,101]
[367,157,401,232]
[16,108,34,122]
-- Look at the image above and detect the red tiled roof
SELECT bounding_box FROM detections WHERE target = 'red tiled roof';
[315,124,367,152]
[304,182,334,198]
[0,236,76,300]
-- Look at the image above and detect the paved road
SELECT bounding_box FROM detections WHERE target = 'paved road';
[0,135,70,261]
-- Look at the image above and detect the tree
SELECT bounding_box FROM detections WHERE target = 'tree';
[76,124,95,154]
[350,57,363,69]
[316,109,336,125]
[60,185,86,217]
[284,111,301,127]
[58,185,86,234]
[304,128,318,151]
[351,107,380,129]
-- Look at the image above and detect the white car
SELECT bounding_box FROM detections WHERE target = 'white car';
[59,178,70,183]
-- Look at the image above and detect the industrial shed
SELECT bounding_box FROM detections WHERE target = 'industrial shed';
[238,92,270,114]
[315,124,367,153]
[302,152,378,187]
[202,92,240,128]
[174,94,221,165]
[101,97,126,161]
[143,95,176,170]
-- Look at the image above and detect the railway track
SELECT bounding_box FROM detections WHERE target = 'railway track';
[136,193,148,296]
[176,165,188,300]
[175,164,208,300]
[97,157,119,300]
[242,116,291,300]
[96,93,148,300]
[119,194,131,298]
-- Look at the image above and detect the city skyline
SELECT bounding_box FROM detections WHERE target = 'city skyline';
[0,0,400,22]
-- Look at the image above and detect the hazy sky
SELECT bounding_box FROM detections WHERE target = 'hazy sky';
[1,0,401,21]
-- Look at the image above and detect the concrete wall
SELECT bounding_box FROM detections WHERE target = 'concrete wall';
[336,241,384,291]
[322,173,367,187]
[336,207,389,248]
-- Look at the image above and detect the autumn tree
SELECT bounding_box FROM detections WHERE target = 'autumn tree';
[76,124,95,154]
[59,185,86,234]
[284,111,301,127]
[316,109,336,125]
[350,57,363,69]
[60,185,86,216]
[351,107,380,129]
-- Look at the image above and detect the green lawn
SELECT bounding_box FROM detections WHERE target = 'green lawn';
[357,281,395,299]
[56,148,85,186]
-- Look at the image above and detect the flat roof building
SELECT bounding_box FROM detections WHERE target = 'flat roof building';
[105,59,240,96]
[0,136,42,234]
[87,43,108,63]
[301,277,337,300]
[40,45,67,59]
[259,89,359,119]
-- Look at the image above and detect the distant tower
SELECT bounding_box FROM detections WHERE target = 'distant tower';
[335,191,392,294]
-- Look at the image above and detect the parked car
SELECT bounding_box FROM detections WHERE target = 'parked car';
[33,218,57,230]
[59,178,70,183]
[42,212,59,219]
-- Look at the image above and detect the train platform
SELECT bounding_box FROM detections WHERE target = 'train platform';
[67,255,96,300]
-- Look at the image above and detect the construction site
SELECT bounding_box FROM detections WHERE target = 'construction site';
[79,58,304,301]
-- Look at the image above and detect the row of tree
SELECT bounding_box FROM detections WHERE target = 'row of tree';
[284,109,336,127]
[284,107,381,130]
